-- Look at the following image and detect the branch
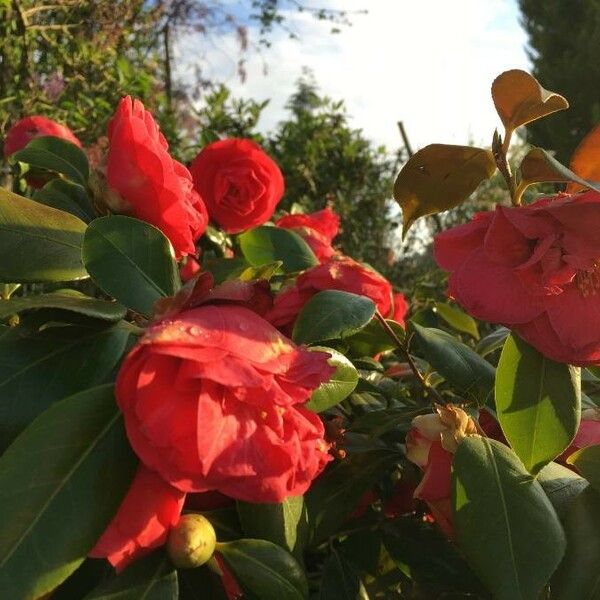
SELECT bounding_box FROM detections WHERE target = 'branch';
[375,311,444,404]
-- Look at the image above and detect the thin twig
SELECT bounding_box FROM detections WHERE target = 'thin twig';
[375,311,444,404]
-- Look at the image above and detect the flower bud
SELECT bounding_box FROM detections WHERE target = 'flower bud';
[167,513,217,569]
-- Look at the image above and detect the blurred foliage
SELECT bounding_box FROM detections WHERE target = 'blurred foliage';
[519,0,600,162]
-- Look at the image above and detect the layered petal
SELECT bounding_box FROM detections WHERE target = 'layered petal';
[89,466,185,571]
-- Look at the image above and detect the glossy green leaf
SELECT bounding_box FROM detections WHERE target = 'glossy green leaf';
[306,449,399,545]
[0,290,126,322]
[85,551,177,599]
[495,334,581,474]
[237,496,307,560]
[12,136,89,186]
[293,291,375,345]
[537,461,589,515]
[318,550,369,600]
[453,437,565,600]
[217,539,309,600]
[476,326,510,357]
[0,319,130,450]
[433,302,479,339]
[306,347,358,412]
[34,179,95,222]
[82,216,180,317]
[411,323,495,405]
[203,257,250,284]
[343,318,405,358]
[551,487,600,599]
[238,261,283,281]
[567,444,600,492]
[239,226,318,273]
[0,385,137,598]
[0,188,87,283]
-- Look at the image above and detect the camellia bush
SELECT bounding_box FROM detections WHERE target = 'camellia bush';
[1,69,600,600]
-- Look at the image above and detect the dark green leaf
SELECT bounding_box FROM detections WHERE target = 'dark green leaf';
[338,529,381,576]
[0,319,130,450]
[203,257,250,284]
[551,487,600,600]
[343,318,405,358]
[433,302,479,339]
[0,290,126,322]
[293,291,375,345]
[239,226,318,273]
[318,550,369,599]
[453,437,565,600]
[567,444,600,492]
[217,539,309,600]
[82,216,180,317]
[537,461,588,515]
[34,179,95,222]
[495,334,581,474]
[237,496,307,560]
[178,565,229,600]
[306,347,358,412]
[85,551,177,599]
[381,519,486,597]
[411,323,495,405]
[0,385,137,598]
[475,327,510,357]
[201,507,243,542]
[12,136,89,186]
[350,407,425,437]
[0,188,87,283]
[306,449,399,545]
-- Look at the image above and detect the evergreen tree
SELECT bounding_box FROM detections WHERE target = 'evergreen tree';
[519,0,600,162]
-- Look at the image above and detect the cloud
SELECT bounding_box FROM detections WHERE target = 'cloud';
[175,0,529,151]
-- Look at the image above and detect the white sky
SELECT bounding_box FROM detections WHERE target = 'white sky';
[176,0,529,152]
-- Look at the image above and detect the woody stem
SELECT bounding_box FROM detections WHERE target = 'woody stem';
[492,129,518,205]
[374,311,444,404]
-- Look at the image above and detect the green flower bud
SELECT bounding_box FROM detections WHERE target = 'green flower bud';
[167,513,217,569]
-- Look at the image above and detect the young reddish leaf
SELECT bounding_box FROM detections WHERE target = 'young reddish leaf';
[491,69,569,137]
[516,147,600,202]
[566,122,600,193]
[393,144,496,237]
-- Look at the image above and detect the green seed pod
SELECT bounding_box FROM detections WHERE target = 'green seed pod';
[167,513,217,569]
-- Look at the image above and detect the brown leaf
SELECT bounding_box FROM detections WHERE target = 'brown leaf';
[566,122,600,193]
[393,144,496,237]
[492,70,569,136]
[515,147,600,203]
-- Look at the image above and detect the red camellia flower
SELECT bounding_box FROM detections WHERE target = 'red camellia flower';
[106,97,208,257]
[3,115,81,158]
[189,138,284,233]
[116,304,333,503]
[267,256,397,333]
[434,191,600,366]
[392,292,409,326]
[4,116,82,188]
[275,207,340,262]
[90,466,185,571]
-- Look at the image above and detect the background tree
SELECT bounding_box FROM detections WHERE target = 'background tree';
[194,73,403,276]
[519,0,600,162]
[0,0,359,156]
